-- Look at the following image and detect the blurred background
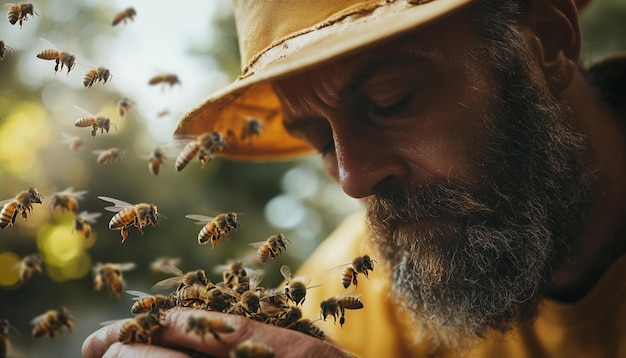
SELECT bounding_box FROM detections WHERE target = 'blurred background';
[0,0,624,357]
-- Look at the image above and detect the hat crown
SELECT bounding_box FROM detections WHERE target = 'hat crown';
[232,0,380,70]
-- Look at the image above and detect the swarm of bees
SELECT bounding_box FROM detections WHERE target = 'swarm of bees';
[0,188,44,229]
[83,66,112,88]
[175,131,227,171]
[7,2,36,28]
[31,306,75,338]
[111,7,136,26]
[185,212,241,248]
[93,262,137,298]
[99,196,160,243]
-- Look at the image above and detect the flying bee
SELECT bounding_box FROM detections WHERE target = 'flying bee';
[93,262,136,298]
[99,196,160,243]
[73,211,101,238]
[320,291,364,328]
[184,315,234,343]
[76,116,117,138]
[31,306,75,338]
[83,66,112,88]
[151,265,209,293]
[250,234,291,264]
[240,117,263,141]
[331,255,377,289]
[49,187,87,214]
[185,212,240,248]
[7,2,36,28]
[230,340,275,358]
[0,188,44,229]
[61,132,85,151]
[36,38,76,74]
[111,7,136,26]
[148,147,167,176]
[127,290,174,314]
[175,132,227,171]
[118,311,163,345]
[93,147,125,165]
[117,97,134,117]
[148,73,180,90]
[149,257,181,274]
[280,265,321,306]
[0,40,13,60]
[16,253,43,284]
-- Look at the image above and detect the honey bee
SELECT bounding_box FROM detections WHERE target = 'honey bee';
[334,255,377,289]
[214,261,249,291]
[72,211,101,238]
[230,340,275,358]
[7,3,36,28]
[184,315,234,343]
[148,73,180,89]
[83,66,112,88]
[285,318,326,340]
[151,265,209,293]
[118,311,163,344]
[93,147,125,165]
[185,212,240,248]
[31,306,75,338]
[148,147,167,176]
[250,234,291,264]
[36,37,76,74]
[117,97,134,117]
[176,283,215,308]
[149,257,181,274]
[0,319,14,358]
[127,290,175,314]
[320,291,364,327]
[61,132,86,151]
[0,40,12,60]
[93,262,136,298]
[99,196,160,243]
[265,305,302,328]
[216,271,264,317]
[240,117,264,141]
[175,131,227,171]
[280,265,321,306]
[0,188,44,229]
[111,7,136,26]
[49,187,87,214]
[16,253,43,284]
[75,116,117,138]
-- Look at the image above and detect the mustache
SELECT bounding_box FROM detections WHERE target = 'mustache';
[366,182,503,228]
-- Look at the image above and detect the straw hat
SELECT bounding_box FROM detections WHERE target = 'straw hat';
[174,0,592,161]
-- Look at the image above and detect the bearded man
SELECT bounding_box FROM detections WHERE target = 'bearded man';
[84,0,625,357]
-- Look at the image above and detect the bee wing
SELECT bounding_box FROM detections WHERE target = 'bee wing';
[150,257,181,272]
[249,241,267,249]
[185,214,215,224]
[116,262,137,272]
[73,104,97,118]
[77,211,102,223]
[151,276,183,291]
[98,196,134,212]
[30,312,49,326]
[248,269,265,290]
[126,290,152,300]
[38,37,60,50]
[61,132,79,143]
[324,262,352,274]
[335,289,362,300]
[55,187,88,200]
[279,265,293,281]
[0,198,14,206]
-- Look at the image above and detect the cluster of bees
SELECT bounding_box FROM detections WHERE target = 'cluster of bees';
[1,2,374,358]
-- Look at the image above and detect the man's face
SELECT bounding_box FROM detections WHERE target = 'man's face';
[275,13,597,345]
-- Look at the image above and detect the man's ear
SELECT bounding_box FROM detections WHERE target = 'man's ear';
[524,0,581,91]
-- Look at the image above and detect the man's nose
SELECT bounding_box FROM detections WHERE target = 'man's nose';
[333,127,407,199]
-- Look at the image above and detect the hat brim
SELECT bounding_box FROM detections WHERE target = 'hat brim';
[173,0,474,161]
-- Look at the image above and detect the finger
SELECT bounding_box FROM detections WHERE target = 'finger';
[82,320,130,358]
[158,308,352,357]
[102,342,194,358]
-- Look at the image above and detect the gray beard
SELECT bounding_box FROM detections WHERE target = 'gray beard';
[365,42,598,347]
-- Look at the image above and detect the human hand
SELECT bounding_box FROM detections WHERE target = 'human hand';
[82,307,355,358]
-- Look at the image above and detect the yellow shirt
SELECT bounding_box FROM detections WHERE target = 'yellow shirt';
[296,211,626,357]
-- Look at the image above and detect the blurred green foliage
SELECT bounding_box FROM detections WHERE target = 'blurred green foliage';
[0,0,624,357]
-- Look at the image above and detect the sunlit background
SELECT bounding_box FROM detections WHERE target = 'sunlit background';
[0,0,624,357]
